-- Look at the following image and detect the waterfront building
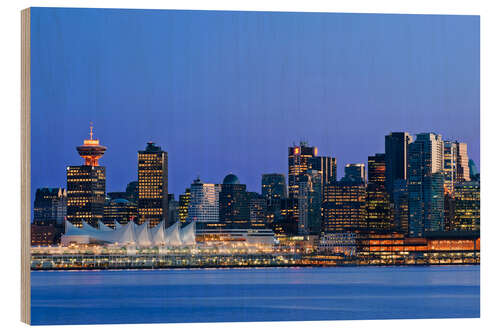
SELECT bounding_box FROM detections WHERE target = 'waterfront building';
[31,224,60,246]
[66,126,107,227]
[453,181,480,231]
[311,155,337,192]
[33,187,67,226]
[385,132,413,201]
[103,198,137,226]
[178,188,191,226]
[366,154,393,232]
[288,142,317,198]
[393,179,409,235]
[137,142,168,227]
[342,164,366,183]
[187,177,221,231]
[219,174,250,229]
[298,170,323,235]
[408,133,445,237]
[322,180,367,233]
[248,192,267,229]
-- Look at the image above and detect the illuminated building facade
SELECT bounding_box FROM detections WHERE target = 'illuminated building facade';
[298,170,322,235]
[453,181,480,231]
[33,187,67,226]
[443,141,457,194]
[343,164,366,183]
[311,156,337,192]
[322,180,367,233]
[262,173,287,204]
[178,188,190,225]
[219,174,250,229]
[103,198,137,226]
[408,133,445,237]
[137,142,168,228]
[393,179,409,235]
[272,198,299,236]
[385,132,413,200]
[456,142,471,182]
[187,178,221,231]
[366,154,393,231]
[262,173,287,225]
[248,192,267,229]
[288,142,317,198]
[67,126,107,227]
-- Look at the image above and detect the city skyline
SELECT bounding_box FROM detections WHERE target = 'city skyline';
[30,8,479,200]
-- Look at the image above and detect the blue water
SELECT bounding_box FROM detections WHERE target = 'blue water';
[31,266,480,325]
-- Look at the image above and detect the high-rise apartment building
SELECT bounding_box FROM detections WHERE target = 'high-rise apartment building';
[137,142,168,228]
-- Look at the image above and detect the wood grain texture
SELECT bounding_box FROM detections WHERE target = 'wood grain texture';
[21,7,31,325]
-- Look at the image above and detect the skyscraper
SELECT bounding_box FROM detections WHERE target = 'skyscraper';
[322,180,367,233]
[187,177,221,231]
[298,169,323,235]
[33,188,67,226]
[343,164,366,183]
[103,198,137,227]
[66,126,107,227]
[408,133,445,237]
[366,154,392,232]
[443,141,458,194]
[178,188,191,226]
[219,174,250,229]
[261,173,287,203]
[288,142,317,198]
[311,155,337,192]
[453,181,480,231]
[393,179,409,235]
[248,192,267,229]
[137,142,168,228]
[456,142,471,183]
[385,132,413,200]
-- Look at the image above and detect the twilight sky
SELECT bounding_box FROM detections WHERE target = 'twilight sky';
[30,8,480,199]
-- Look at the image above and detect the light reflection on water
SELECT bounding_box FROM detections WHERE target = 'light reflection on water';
[31,266,480,325]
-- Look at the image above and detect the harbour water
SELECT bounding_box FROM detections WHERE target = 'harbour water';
[31,266,480,325]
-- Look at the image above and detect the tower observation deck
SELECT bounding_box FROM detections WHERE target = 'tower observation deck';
[76,124,107,166]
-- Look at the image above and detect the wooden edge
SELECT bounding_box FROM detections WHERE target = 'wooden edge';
[21,7,31,325]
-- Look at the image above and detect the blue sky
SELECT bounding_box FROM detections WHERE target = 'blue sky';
[30,8,480,198]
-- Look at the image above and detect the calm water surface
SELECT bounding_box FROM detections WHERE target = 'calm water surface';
[31,266,480,325]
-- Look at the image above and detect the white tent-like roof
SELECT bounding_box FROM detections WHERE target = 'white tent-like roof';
[61,220,196,247]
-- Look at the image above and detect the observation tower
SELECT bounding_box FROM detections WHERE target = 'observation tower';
[76,124,107,166]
